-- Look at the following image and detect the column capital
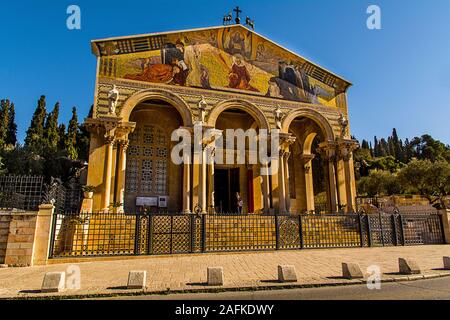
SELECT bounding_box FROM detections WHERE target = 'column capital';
[337,138,359,161]
[116,139,130,150]
[317,141,338,161]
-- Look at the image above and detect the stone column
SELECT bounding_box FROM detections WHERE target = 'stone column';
[115,140,129,213]
[283,151,292,214]
[182,147,192,214]
[200,145,208,214]
[207,146,215,214]
[103,136,115,212]
[338,140,359,212]
[278,150,287,214]
[343,152,357,212]
[439,209,450,244]
[261,164,270,214]
[319,143,339,213]
[299,154,315,213]
[32,204,55,266]
[336,156,347,211]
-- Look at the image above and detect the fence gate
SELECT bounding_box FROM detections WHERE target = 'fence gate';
[148,215,194,255]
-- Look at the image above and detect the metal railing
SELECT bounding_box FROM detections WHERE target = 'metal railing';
[0,175,44,211]
[49,211,446,259]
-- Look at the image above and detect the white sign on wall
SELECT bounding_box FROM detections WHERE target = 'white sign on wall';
[136,197,158,207]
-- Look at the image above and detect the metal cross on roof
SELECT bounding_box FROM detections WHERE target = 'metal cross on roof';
[233,6,242,24]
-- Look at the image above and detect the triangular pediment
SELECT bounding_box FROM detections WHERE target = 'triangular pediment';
[92,25,351,106]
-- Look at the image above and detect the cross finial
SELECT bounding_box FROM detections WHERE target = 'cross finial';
[234,6,242,24]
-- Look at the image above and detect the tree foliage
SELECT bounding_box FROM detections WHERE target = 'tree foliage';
[0,95,91,182]
[398,159,450,208]
[24,95,47,154]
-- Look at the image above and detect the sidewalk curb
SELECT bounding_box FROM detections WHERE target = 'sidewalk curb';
[2,272,450,300]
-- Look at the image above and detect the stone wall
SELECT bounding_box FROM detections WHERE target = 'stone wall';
[0,205,54,267]
[0,212,13,264]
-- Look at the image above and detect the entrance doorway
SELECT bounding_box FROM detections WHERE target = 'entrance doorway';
[214,168,240,213]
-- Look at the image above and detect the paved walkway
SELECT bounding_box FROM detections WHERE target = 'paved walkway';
[0,245,450,299]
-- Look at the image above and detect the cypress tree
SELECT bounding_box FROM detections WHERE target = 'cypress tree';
[0,99,10,147]
[44,102,60,153]
[6,103,17,146]
[66,107,79,160]
[374,136,379,158]
[25,95,47,153]
[58,124,67,151]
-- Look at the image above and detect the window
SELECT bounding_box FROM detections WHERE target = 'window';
[125,125,168,196]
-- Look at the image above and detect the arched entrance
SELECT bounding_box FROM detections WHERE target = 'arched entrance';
[124,99,184,213]
[208,101,270,214]
[282,109,337,213]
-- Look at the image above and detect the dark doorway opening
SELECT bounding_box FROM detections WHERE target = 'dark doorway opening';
[215,168,240,213]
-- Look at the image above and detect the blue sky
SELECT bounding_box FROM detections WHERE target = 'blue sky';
[1,0,449,144]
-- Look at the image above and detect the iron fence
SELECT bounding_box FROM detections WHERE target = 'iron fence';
[0,175,44,211]
[0,175,83,212]
[49,212,446,259]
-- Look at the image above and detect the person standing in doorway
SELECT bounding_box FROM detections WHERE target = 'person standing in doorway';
[236,192,244,214]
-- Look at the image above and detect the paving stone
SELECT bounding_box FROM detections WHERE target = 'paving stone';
[278,265,297,283]
[399,258,421,275]
[342,263,364,279]
[127,271,147,289]
[41,272,65,293]
[207,267,224,286]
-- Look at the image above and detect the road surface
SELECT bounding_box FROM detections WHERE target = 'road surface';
[108,277,450,300]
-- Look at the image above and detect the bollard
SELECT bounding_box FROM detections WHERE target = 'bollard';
[41,272,66,293]
[207,267,224,286]
[278,265,298,283]
[398,258,421,275]
[342,263,364,279]
[127,271,147,289]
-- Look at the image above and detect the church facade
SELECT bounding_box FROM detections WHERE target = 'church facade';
[82,25,358,215]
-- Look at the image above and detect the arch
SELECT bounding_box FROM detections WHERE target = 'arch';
[207,99,270,131]
[120,88,193,126]
[303,132,318,155]
[282,108,334,141]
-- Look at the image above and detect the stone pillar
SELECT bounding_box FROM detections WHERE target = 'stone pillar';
[200,145,208,214]
[192,150,201,212]
[298,154,315,213]
[102,136,115,212]
[336,157,347,211]
[183,148,192,214]
[439,209,450,244]
[261,164,270,214]
[207,146,215,214]
[270,157,280,214]
[278,150,287,214]
[338,140,359,212]
[284,152,292,214]
[32,204,55,266]
[115,140,129,213]
[319,142,339,213]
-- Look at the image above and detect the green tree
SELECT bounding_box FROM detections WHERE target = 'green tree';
[357,170,402,197]
[398,159,450,208]
[44,102,60,153]
[409,135,450,162]
[0,99,10,147]
[6,103,17,146]
[25,95,47,154]
[66,107,79,160]
[58,124,67,151]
